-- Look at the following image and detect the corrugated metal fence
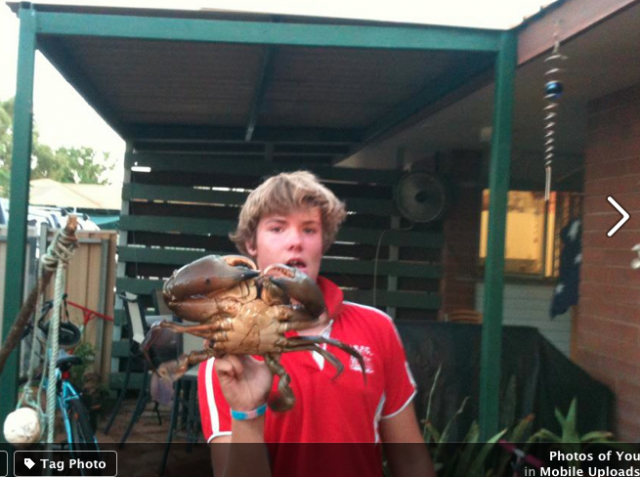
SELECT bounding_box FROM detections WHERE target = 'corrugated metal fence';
[0,226,117,381]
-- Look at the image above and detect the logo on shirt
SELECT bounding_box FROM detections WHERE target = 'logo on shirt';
[350,345,374,374]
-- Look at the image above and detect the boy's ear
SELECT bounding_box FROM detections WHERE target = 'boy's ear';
[245,239,257,258]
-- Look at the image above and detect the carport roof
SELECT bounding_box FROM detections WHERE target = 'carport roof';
[8,2,504,164]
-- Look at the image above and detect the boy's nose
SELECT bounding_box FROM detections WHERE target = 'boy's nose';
[285,230,303,249]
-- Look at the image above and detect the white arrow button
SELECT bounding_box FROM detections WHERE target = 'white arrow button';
[607,196,630,237]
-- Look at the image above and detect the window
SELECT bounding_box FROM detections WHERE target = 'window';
[479,190,582,278]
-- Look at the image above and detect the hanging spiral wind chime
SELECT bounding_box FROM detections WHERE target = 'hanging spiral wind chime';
[542,22,568,201]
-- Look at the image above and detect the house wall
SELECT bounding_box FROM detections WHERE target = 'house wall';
[475,282,572,357]
[576,81,640,441]
[439,151,483,319]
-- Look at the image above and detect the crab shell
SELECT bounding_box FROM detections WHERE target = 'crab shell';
[143,254,366,412]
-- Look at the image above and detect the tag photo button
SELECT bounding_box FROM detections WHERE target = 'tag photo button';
[14,450,117,477]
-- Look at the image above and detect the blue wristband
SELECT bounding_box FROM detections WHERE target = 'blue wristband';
[231,404,267,420]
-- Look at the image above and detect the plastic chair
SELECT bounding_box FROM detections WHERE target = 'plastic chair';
[160,333,203,475]
[152,288,173,316]
[104,292,170,441]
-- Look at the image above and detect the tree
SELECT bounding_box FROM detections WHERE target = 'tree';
[32,146,114,185]
[0,97,116,196]
[0,98,13,195]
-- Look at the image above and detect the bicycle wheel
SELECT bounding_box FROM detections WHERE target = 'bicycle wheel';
[67,398,99,451]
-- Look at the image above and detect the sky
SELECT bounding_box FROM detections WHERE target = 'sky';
[0,1,557,186]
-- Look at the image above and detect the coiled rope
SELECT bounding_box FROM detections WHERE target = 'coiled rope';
[17,221,78,444]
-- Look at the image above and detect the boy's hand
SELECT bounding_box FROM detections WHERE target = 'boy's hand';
[215,354,273,412]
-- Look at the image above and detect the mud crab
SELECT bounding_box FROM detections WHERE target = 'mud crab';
[141,254,365,411]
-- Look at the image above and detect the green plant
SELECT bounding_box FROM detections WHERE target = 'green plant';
[69,341,96,390]
[389,367,622,477]
[527,398,626,469]
[423,396,510,477]
[419,365,514,477]
[69,341,111,429]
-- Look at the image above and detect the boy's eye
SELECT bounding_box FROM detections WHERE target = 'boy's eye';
[269,226,283,233]
[304,228,318,234]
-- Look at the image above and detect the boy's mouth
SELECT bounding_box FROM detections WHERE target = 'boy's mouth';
[286,258,307,270]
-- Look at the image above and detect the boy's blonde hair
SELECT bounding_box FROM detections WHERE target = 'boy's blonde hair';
[230,171,347,256]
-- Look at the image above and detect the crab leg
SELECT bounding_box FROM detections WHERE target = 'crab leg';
[147,319,237,340]
[284,336,367,382]
[266,305,331,329]
[156,348,217,382]
[283,342,346,377]
[264,353,295,412]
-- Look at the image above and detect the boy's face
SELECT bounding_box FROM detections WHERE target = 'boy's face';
[246,207,323,281]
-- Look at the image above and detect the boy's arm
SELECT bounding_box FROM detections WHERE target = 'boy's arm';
[210,421,271,477]
[380,402,436,477]
[208,355,273,477]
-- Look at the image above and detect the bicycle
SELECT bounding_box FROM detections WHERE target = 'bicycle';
[20,295,99,452]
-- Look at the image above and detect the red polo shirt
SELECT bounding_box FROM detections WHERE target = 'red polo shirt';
[198,277,417,475]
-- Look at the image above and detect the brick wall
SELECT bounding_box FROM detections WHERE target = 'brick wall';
[439,151,483,320]
[576,81,640,441]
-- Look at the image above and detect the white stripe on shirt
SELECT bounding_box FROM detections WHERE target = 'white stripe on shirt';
[205,358,221,440]
[381,389,417,420]
[374,393,386,443]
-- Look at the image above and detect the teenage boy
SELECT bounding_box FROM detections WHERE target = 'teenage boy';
[198,171,435,477]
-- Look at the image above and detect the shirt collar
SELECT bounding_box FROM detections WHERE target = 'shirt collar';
[316,276,343,320]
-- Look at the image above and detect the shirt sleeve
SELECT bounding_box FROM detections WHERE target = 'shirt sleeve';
[197,358,232,442]
[380,320,417,419]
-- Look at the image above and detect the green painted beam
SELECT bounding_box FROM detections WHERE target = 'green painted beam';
[113,308,125,327]
[0,5,37,430]
[121,183,397,216]
[116,277,440,310]
[122,183,248,206]
[111,339,130,358]
[116,277,163,294]
[125,153,403,185]
[119,215,233,237]
[246,46,276,141]
[118,215,443,248]
[37,11,502,52]
[131,143,351,156]
[362,58,494,145]
[479,30,517,440]
[129,142,338,159]
[127,125,360,144]
[117,245,442,279]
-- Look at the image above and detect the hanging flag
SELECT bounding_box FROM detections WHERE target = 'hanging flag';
[550,218,582,318]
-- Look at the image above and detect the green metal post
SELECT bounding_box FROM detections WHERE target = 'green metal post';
[0,5,37,428]
[479,29,517,440]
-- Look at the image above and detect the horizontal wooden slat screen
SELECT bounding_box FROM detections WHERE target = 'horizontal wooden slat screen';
[117,246,441,278]
[117,152,443,321]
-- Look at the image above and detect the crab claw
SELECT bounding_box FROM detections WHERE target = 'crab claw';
[262,264,326,318]
[163,255,258,302]
[157,355,190,382]
[150,371,174,406]
[139,324,180,369]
